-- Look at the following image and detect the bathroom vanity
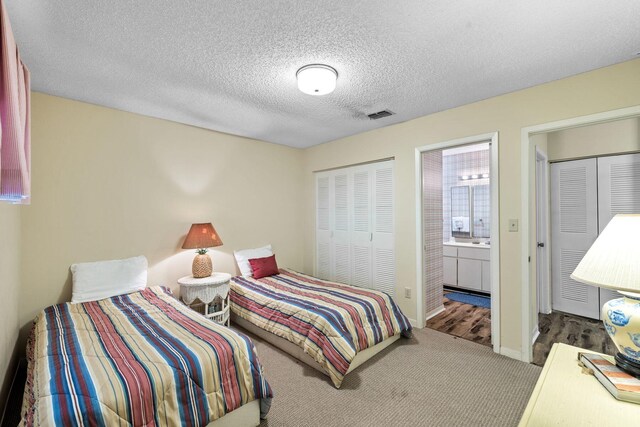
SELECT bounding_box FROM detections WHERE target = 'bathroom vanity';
[443,241,490,294]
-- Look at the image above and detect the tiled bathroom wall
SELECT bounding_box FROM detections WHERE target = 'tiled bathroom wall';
[422,150,444,317]
[443,146,491,242]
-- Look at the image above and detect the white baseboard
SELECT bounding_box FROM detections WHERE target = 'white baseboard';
[425,305,445,322]
[531,327,540,346]
[500,346,523,361]
[408,318,420,328]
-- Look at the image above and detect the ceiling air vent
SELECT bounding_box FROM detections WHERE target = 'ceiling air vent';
[367,110,395,120]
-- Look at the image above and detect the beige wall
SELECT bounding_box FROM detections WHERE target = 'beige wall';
[0,204,20,414]
[19,93,304,340]
[302,59,640,353]
[548,117,640,161]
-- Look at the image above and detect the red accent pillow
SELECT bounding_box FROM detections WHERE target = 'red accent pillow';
[248,254,279,279]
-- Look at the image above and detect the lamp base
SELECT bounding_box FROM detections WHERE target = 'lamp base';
[602,293,640,378]
[192,253,213,278]
[615,353,640,378]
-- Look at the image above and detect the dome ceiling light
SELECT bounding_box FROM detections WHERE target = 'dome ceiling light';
[296,64,338,96]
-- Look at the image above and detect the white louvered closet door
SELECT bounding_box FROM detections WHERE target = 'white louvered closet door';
[332,172,351,284]
[351,166,372,288]
[371,162,396,297]
[597,153,640,310]
[315,160,395,295]
[550,159,600,319]
[316,175,332,280]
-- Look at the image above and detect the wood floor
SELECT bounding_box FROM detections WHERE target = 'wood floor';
[426,293,492,347]
[532,311,616,367]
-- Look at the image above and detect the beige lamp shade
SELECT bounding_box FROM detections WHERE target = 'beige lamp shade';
[571,214,640,293]
[182,223,223,250]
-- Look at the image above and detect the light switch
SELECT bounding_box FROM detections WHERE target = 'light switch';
[508,219,519,232]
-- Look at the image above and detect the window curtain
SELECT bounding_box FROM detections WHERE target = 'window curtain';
[0,0,30,204]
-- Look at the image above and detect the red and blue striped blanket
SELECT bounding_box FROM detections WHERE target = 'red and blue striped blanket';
[21,286,272,426]
[230,269,412,388]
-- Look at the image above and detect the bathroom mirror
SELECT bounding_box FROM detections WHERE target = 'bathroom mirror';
[472,184,490,238]
[451,185,471,237]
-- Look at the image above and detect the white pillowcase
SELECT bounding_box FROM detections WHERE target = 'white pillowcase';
[234,245,273,277]
[71,255,148,303]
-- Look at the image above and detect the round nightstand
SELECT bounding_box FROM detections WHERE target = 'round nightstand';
[178,272,232,326]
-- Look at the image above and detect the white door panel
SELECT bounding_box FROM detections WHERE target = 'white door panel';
[316,160,394,295]
[316,175,331,280]
[481,260,491,293]
[457,258,482,291]
[332,172,351,284]
[443,257,457,286]
[598,153,640,230]
[551,159,600,319]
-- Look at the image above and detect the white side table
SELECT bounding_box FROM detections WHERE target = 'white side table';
[519,343,640,426]
[178,272,232,326]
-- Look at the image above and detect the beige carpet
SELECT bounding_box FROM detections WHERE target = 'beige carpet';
[242,326,541,427]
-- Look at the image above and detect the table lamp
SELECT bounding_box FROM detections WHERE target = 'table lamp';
[571,214,640,376]
[182,223,223,278]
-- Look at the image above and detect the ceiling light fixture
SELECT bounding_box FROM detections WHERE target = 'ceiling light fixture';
[296,64,337,96]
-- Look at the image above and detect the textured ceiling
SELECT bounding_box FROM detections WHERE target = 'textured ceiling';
[6,1,640,148]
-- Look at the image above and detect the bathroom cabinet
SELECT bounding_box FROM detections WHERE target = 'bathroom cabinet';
[442,244,490,294]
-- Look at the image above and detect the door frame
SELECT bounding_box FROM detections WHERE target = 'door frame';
[415,131,501,354]
[520,105,640,363]
[535,147,551,318]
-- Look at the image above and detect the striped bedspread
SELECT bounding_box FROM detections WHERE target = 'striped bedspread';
[230,269,411,388]
[21,286,272,427]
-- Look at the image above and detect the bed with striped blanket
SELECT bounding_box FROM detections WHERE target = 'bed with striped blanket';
[21,286,272,427]
[230,269,412,388]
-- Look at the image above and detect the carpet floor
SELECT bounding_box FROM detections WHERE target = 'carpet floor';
[242,326,541,427]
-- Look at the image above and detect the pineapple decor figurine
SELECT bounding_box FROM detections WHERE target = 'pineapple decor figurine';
[192,248,213,278]
[182,223,223,278]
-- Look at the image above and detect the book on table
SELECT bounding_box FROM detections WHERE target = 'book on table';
[578,352,640,404]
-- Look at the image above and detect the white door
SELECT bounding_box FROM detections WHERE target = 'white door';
[371,162,396,297]
[316,175,332,280]
[351,166,372,288]
[597,153,640,311]
[550,159,600,319]
[315,160,395,294]
[536,152,551,314]
[332,171,351,284]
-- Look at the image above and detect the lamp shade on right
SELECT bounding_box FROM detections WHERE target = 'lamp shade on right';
[571,214,640,294]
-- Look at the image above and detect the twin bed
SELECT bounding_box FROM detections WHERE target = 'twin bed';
[230,269,412,388]
[21,256,411,426]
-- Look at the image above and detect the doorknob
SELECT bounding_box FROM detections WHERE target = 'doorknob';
[537,242,545,248]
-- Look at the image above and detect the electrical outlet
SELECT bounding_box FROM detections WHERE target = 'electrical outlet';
[508,219,519,232]
[404,287,411,298]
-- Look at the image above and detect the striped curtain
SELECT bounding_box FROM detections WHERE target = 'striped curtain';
[0,0,30,204]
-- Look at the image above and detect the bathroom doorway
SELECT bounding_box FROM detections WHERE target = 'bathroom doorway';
[416,132,501,354]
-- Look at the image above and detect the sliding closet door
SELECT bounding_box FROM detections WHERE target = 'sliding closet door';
[332,171,351,284]
[315,161,395,296]
[316,175,332,280]
[550,159,600,319]
[351,166,372,288]
[372,162,395,297]
[597,153,640,309]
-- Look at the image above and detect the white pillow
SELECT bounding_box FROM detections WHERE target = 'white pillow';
[71,256,148,303]
[234,245,273,277]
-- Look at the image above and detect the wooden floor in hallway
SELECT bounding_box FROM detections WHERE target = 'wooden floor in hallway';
[532,311,616,367]
[426,293,492,347]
